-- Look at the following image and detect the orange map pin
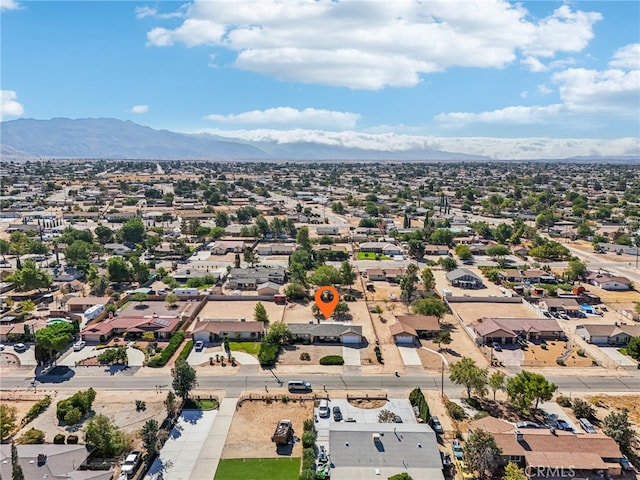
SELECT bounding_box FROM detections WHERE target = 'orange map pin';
[315,286,339,319]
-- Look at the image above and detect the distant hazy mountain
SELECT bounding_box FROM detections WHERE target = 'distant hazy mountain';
[0,117,489,161]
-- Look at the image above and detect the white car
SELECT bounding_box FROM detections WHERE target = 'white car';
[73,341,86,351]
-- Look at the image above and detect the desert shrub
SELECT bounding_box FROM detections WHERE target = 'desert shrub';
[463,397,481,409]
[178,340,193,361]
[409,387,430,423]
[302,430,317,448]
[53,433,65,444]
[446,400,466,421]
[23,395,51,425]
[300,352,311,361]
[66,434,78,444]
[577,348,586,357]
[572,398,595,420]
[374,345,383,364]
[56,388,96,424]
[556,395,572,408]
[303,419,315,432]
[541,344,548,350]
[474,411,490,420]
[319,355,344,365]
[17,427,45,444]
[135,400,146,411]
[556,358,565,366]
[280,395,289,404]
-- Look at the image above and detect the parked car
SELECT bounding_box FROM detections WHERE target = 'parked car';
[333,406,343,422]
[73,340,86,351]
[121,451,142,478]
[393,415,403,423]
[515,421,540,429]
[556,419,572,431]
[430,415,444,434]
[13,343,27,352]
[194,340,205,351]
[0,344,4,351]
[492,342,502,352]
[318,399,330,418]
[620,456,635,472]
[452,439,464,460]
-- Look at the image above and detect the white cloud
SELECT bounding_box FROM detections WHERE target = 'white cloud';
[144,0,602,89]
[0,90,24,120]
[521,56,547,72]
[191,127,639,160]
[206,107,360,130]
[130,105,149,114]
[0,0,20,11]
[135,4,188,20]
[435,104,562,126]
[537,84,553,95]
[609,44,640,70]
[520,91,528,99]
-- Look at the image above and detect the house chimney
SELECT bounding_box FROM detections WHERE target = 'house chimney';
[515,431,524,442]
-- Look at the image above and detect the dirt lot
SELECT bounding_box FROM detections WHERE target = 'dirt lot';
[222,399,313,459]
[585,394,640,427]
[450,301,536,322]
[278,344,343,366]
[418,316,489,369]
[522,340,594,368]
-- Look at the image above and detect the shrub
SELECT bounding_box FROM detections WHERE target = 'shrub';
[258,341,279,366]
[556,358,565,366]
[556,395,572,408]
[374,345,383,364]
[302,429,317,448]
[56,388,96,424]
[446,400,466,421]
[146,331,185,367]
[53,433,65,444]
[178,340,194,361]
[463,397,481,410]
[300,352,311,361]
[302,447,316,470]
[409,387,430,423]
[319,355,344,365]
[17,427,45,444]
[23,395,51,425]
[135,400,146,411]
[474,411,490,420]
[303,419,315,431]
[541,344,548,350]
[66,434,79,444]
[572,398,595,420]
[281,395,289,404]
[577,348,586,357]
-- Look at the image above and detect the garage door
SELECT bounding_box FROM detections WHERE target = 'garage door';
[341,334,361,344]
[394,335,414,345]
[193,331,210,343]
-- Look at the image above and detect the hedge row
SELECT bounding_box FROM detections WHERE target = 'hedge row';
[300,420,317,480]
[319,355,344,366]
[178,340,194,362]
[23,395,51,426]
[148,331,185,367]
[409,388,430,423]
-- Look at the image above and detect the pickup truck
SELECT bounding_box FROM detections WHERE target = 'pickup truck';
[120,451,142,478]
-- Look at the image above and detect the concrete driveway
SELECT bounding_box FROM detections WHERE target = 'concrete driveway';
[397,346,422,366]
[342,346,361,366]
[492,346,524,367]
[599,347,637,367]
[1,344,37,367]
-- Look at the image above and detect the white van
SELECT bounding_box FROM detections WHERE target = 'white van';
[318,399,330,418]
[84,304,105,320]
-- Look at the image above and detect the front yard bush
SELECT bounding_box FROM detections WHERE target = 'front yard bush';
[445,400,466,421]
[178,340,194,361]
[23,395,51,425]
[374,345,383,364]
[66,434,78,444]
[148,331,185,367]
[56,388,96,424]
[409,387,430,423]
[17,427,45,444]
[53,433,65,444]
[556,395,572,408]
[302,430,317,448]
[319,355,344,365]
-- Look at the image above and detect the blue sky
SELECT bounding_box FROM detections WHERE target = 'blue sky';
[1,0,639,159]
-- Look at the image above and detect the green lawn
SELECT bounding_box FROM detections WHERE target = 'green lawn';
[229,342,260,355]
[183,398,219,410]
[214,458,300,480]
[356,252,391,260]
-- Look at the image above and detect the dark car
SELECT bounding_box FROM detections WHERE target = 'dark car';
[430,415,444,434]
[557,419,573,431]
[393,415,403,423]
[332,406,343,422]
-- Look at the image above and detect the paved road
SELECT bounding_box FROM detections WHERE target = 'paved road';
[4,370,639,397]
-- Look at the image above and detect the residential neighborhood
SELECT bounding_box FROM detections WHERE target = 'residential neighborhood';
[1,160,639,480]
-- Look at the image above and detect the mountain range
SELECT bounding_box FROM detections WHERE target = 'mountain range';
[0,117,488,161]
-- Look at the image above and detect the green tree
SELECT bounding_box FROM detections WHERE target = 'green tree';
[455,244,472,261]
[19,299,36,314]
[35,322,74,360]
[129,257,150,283]
[400,263,419,301]
[494,223,514,245]
[171,358,198,400]
[408,240,425,260]
[339,261,356,288]
[140,419,160,458]
[7,259,52,291]
[12,441,25,480]
[438,256,458,272]
[565,259,587,283]
[430,229,454,246]
[165,292,179,308]
[94,225,114,244]
[412,297,447,319]
[421,267,435,291]
[485,244,510,262]
[488,371,507,402]
[1,403,17,440]
[627,336,640,361]
[309,265,342,286]
[164,391,178,418]
[433,331,452,351]
[602,409,636,454]
[296,226,311,251]
[449,357,488,398]
[131,292,148,306]
[90,275,110,296]
[243,247,259,267]
[119,217,145,245]
[464,429,502,480]
[215,211,229,228]
[502,462,527,480]
[64,240,92,271]
[84,414,125,457]
[254,302,269,323]
[388,474,414,480]
[106,256,131,282]
[506,371,557,413]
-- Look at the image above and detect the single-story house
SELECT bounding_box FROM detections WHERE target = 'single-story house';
[576,324,640,346]
[192,319,265,343]
[255,243,296,256]
[584,271,632,291]
[359,242,402,256]
[468,416,624,477]
[0,444,112,480]
[312,244,350,261]
[472,317,564,344]
[539,297,582,316]
[103,243,132,256]
[172,268,221,284]
[424,245,450,255]
[498,269,556,285]
[287,323,363,344]
[391,315,441,345]
[365,268,385,281]
[226,266,287,290]
[316,226,339,235]
[364,267,405,283]
[81,314,181,342]
[256,282,281,295]
[66,296,113,313]
[446,268,484,289]
[208,240,246,255]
